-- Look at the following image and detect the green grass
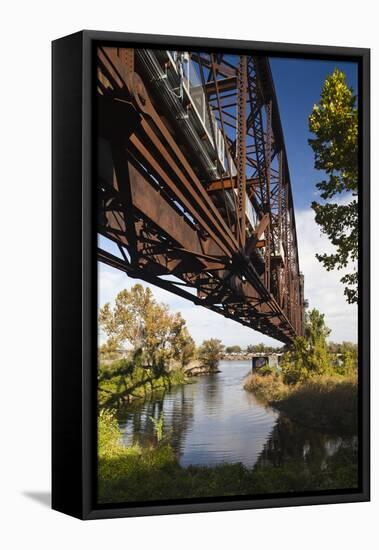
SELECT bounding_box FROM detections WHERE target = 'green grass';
[244,372,358,436]
[98,437,358,504]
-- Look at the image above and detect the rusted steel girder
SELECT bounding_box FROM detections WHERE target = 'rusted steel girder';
[237,55,247,248]
[96,46,305,344]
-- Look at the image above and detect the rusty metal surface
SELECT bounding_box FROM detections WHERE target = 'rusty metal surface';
[96,46,305,344]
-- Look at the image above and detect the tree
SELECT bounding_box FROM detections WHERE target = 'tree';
[308,69,358,303]
[247,343,265,354]
[198,339,225,372]
[304,308,331,347]
[169,313,196,368]
[329,341,358,376]
[98,337,120,359]
[281,308,331,384]
[327,341,340,354]
[99,284,195,373]
[246,343,280,354]
[225,345,241,354]
[337,342,358,375]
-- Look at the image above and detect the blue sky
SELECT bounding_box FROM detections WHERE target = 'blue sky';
[98,56,358,347]
[269,57,358,211]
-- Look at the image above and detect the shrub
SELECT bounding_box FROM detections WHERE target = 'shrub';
[281,309,332,384]
[244,372,358,436]
[98,409,124,457]
[168,367,187,386]
[149,411,165,443]
[244,373,289,403]
[257,365,277,377]
[198,339,224,371]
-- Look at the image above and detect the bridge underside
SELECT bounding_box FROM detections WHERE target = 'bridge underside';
[96,47,305,345]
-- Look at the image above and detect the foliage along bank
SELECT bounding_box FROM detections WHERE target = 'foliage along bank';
[98,284,226,408]
[244,308,358,436]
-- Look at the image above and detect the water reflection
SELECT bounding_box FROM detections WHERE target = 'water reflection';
[119,381,196,453]
[255,414,358,490]
[257,414,357,470]
[119,361,278,467]
[118,361,357,484]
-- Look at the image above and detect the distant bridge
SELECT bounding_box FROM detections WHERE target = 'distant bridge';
[97,47,305,345]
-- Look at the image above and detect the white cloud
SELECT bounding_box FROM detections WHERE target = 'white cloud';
[98,208,357,346]
[295,207,357,343]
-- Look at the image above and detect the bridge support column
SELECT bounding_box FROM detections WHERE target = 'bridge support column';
[251,355,269,372]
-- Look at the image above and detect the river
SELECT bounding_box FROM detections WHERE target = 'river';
[119,360,356,473]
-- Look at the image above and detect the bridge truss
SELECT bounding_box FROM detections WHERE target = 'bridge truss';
[96,46,305,344]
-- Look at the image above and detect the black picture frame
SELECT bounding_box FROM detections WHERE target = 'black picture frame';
[52,30,370,520]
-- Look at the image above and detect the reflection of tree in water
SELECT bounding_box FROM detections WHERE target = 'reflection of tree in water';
[258,414,358,468]
[117,398,164,447]
[200,373,222,413]
[258,415,328,468]
[254,414,358,491]
[118,384,195,456]
[167,385,195,455]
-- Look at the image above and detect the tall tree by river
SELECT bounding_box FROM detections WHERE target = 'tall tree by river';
[308,69,358,303]
[99,284,195,373]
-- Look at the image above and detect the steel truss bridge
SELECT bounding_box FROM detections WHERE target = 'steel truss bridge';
[96,46,305,345]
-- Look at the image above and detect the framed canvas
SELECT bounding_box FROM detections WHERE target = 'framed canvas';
[52,30,370,520]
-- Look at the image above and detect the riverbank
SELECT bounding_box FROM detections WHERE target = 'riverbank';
[98,359,189,408]
[98,408,358,503]
[98,353,227,408]
[184,362,221,376]
[244,372,358,436]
